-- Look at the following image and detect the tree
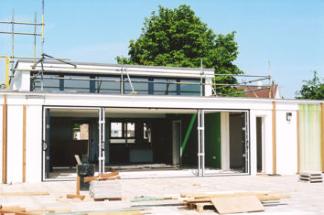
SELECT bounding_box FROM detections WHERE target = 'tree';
[297,71,324,100]
[117,5,242,96]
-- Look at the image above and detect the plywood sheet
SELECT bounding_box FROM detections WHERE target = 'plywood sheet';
[211,195,264,214]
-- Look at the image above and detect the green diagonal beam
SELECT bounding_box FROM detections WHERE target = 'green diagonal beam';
[180,113,197,157]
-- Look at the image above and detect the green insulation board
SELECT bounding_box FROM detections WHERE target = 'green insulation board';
[299,104,321,172]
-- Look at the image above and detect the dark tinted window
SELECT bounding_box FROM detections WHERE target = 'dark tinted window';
[95,76,120,94]
[180,79,201,96]
[31,74,61,92]
[154,78,177,95]
[124,77,149,94]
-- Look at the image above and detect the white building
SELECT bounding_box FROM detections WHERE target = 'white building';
[0,59,323,183]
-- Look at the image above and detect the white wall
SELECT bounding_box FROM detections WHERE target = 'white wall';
[0,103,3,181]
[20,71,31,91]
[7,104,23,183]
[250,110,273,175]
[276,104,298,175]
[221,112,230,170]
[26,105,42,182]
[0,93,316,182]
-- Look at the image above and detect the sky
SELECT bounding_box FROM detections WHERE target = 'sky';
[0,0,323,98]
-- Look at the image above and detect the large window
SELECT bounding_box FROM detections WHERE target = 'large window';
[94,76,121,94]
[110,122,135,144]
[153,78,178,95]
[124,77,149,95]
[179,79,201,96]
[31,74,62,92]
[63,75,90,93]
[31,73,202,96]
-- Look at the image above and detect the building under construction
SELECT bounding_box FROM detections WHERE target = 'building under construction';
[0,58,322,183]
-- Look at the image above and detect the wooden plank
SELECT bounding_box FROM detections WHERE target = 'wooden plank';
[2,95,7,184]
[0,205,33,215]
[22,105,27,182]
[0,191,49,196]
[84,171,119,183]
[66,193,85,200]
[296,110,300,174]
[272,101,277,175]
[321,103,324,173]
[211,196,264,214]
[88,210,143,215]
[76,176,80,195]
[182,192,289,202]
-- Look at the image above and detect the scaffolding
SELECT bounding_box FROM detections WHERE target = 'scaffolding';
[0,0,45,88]
[27,60,274,98]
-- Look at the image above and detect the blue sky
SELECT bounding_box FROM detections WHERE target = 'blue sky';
[0,0,323,98]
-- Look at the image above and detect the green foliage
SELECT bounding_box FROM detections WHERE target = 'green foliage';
[117,5,242,96]
[297,71,324,100]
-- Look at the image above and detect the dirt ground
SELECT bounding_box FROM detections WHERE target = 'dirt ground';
[1,175,324,214]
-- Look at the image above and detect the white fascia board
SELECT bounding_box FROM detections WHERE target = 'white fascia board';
[40,94,272,110]
[0,92,322,107]
[15,62,214,79]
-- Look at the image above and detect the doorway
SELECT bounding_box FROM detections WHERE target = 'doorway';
[172,120,181,166]
[256,117,264,173]
[42,107,101,180]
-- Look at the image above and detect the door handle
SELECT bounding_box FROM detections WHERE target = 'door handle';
[42,140,48,151]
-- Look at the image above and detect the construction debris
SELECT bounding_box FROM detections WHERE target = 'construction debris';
[0,205,144,215]
[84,171,120,183]
[89,180,122,201]
[182,192,289,214]
[210,196,264,214]
[299,172,323,183]
[181,191,289,202]
[0,205,29,215]
[0,192,49,196]
[87,210,144,215]
[66,193,86,200]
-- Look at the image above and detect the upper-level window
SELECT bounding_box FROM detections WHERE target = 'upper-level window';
[180,79,201,96]
[31,74,61,92]
[153,78,177,95]
[30,73,202,96]
[124,77,149,95]
[64,75,90,93]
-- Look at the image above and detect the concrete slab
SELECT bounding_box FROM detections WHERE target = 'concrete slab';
[0,175,323,214]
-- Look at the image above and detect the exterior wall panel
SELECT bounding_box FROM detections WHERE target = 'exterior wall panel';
[276,110,298,175]
[26,105,42,182]
[7,104,23,183]
[299,104,321,172]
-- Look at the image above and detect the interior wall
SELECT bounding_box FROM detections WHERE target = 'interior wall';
[50,117,91,167]
[153,118,172,164]
[204,112,221,168]
[229,113,245,170]
[106,117,172,165]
